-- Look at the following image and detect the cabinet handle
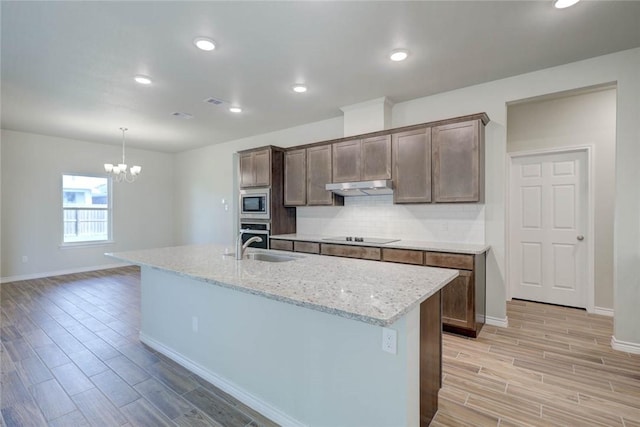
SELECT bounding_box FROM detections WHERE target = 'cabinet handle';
[577,235,584,241]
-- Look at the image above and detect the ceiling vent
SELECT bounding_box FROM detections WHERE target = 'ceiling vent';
[203,97,227,106]
[171,112,193,119]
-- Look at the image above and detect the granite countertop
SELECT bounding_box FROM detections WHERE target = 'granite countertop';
[270,234,490,255]
[106,244,458,327]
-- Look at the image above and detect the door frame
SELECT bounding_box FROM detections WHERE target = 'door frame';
[505,145,595,313]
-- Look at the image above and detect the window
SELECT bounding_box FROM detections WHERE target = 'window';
[62,174,111,244]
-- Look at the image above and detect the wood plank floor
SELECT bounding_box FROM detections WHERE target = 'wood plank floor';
[433,299,640,427]
[2,267,639,426]
[1,267,278,427]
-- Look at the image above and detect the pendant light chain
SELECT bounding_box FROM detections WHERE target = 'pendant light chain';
[121,127,127,166]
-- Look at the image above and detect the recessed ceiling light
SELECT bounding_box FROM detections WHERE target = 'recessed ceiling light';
[292,84,307,93]
[553,0,580,8]
[134,75,152,85]
[194,37,216,51]
[229,106,242,113]
[389,49,409,62]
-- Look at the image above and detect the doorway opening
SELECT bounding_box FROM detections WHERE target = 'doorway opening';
[506,85,616,314]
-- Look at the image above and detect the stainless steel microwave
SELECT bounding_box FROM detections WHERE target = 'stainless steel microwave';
[239,188,270,219]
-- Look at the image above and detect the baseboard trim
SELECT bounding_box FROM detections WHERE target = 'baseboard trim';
[611,336,640,355]
[594,306,614,317]
[0,262,131,284]
[485,315,508,328]
[140,332,306,427]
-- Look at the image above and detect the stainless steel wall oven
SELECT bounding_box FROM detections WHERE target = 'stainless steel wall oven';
[240,222,269,249]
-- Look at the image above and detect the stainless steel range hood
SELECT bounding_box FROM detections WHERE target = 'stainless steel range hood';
[325,180,393,196]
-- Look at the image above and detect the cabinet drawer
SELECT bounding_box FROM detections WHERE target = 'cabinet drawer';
[320,244,381,261]
[382,248,423,265]
[270,239,293,251]
[424,252,473,270]
[294,241,320,254]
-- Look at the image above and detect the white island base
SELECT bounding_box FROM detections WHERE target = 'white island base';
[139,266,442,427]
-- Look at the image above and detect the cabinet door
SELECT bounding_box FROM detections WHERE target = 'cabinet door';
[392,128,431,203]
[432,120,482,202]
[239,152,255,188]
[362,135,391,180]
[332,139,361,182]
[284,149,306,206]
[307,145,334,205]
[253,149,271,187]
[441,270,474,330]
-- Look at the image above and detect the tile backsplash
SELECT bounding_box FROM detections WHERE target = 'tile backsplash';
[296,195,484,244]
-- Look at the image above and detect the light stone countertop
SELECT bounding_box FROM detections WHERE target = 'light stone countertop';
[106,244,458,327]
[270,234,490,255]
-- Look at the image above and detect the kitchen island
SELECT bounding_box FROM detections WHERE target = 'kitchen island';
[107,244,458,427]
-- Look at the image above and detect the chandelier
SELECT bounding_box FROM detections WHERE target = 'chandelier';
[104,127,142,183]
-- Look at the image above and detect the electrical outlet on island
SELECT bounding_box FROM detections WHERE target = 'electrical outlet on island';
[382,327,397,354]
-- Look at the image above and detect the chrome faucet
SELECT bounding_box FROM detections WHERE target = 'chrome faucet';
[236,229,263,260]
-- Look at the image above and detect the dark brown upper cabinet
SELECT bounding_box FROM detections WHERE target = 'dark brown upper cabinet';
[282,113,488,205]
[284,149,306,206]
[361,135,392,180]
[392,127,432,203]
[432,119,484,203]
[239,148,271,188]
[307,145,343,206]
[332,139,361,182]
[332,135,391,183]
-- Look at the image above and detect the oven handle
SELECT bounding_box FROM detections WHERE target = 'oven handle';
[242,229,270,235]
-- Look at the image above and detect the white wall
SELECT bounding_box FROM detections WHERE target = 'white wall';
[174,47,640,346]
[173,117,344,246]
[0,130,175,280]
[507,88,617,309]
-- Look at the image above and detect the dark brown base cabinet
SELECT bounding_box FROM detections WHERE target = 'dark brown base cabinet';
[270,239,486,337]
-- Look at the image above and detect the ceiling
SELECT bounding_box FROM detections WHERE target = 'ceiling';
[2,1,639,153]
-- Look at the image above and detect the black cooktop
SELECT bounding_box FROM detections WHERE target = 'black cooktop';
[322,236,400,244]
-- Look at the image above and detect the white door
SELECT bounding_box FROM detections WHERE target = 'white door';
[510,150,588,308]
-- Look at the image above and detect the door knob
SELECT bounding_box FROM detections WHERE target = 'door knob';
[577,235,584,241]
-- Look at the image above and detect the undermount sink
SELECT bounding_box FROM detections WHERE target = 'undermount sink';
[245,252,302,263]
